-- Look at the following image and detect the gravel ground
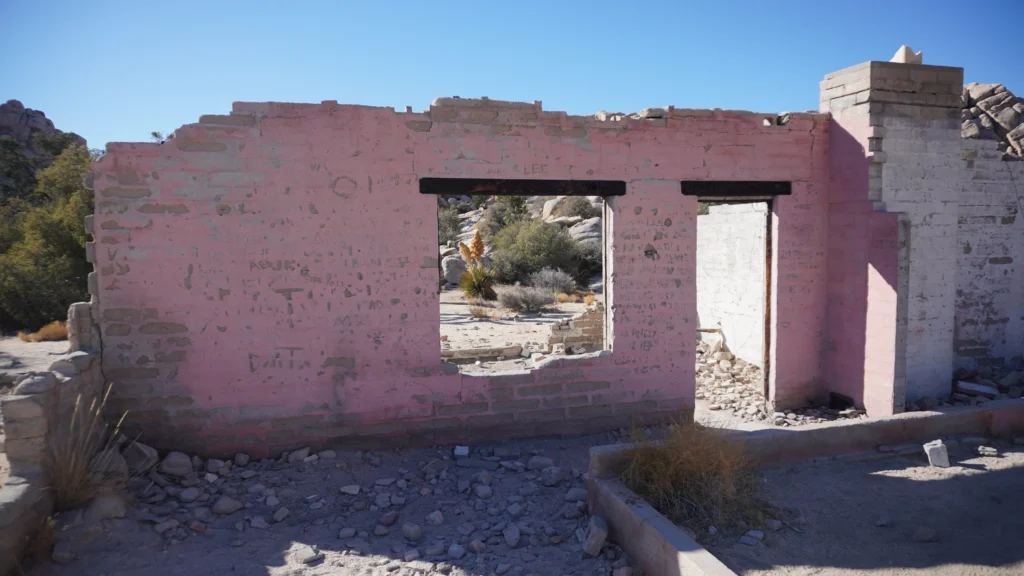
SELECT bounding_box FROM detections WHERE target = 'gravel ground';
[709,437,1024,576]
[27,433,638,576]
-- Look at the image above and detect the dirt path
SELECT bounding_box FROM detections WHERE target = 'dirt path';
[712,439,1024,575]
[439,290,586,352]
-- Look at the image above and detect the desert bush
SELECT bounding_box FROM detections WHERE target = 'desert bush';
[698,202,710,215]
[583,294,596,306]
[478,195,529,239]
[18,320,68,342]
[470,195,489,208]
[620,419,757,530]
[490,220,585,284]
[438,206,461,245]
[468,305,490,318]
[47,387,128,512]
[497,286,555,313]
[553,196,601,220]
[529,268,575,294]
[459,266,497,301]
[573,241,603,284]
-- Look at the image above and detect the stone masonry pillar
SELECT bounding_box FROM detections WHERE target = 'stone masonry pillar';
[821,60,964,404]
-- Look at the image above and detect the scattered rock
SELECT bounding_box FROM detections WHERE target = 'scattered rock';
[737,535,759,546]
[212,496,243,515]
[273,507,290,522]
[85,493,127,523]
[469,539,486,552]
[447,543,467,559]
[977,446,999,457]
[379,511,398,527]
[339,527,356,539]
[122,442,160,474]
[374,525,389,536]
[564,487,587,502]
[583,516,608,556]
[454,445,470,457]
[340,484,360,495]
[286,447,310,463]
[541,466,564,487]
[402,522,422,541]
[764,519,782,531]
[474,485,493,499]
[159,451,193,477]
[426,510,444,525]
[404,549,421,561]
[294,544,323,564]
[923,440,950,468]
[250,516,270,529]
[154,519,179,534]
[746,530,764,541]
[503,524,521,547]
[178,487,200,503]
[527,455,554,471]
[234,453,250,466]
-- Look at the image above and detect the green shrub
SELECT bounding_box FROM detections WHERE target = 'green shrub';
[553,197,601,220]
[470,195,489,208]
[497,286,555,313]
[490,220,582,284]
[459,266,497,300]
[438,206,461,245]
[478,196,529,239]
[698,202,710,215]
[573,241,603,284]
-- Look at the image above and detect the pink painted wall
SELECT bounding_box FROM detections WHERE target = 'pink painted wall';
[824,109,904,415]
[89,101,829,455]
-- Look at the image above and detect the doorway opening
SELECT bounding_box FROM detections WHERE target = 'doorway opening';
[424,178,623,374]
[694,198,772,424]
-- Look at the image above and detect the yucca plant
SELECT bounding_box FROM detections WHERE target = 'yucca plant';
[458,230,497,301]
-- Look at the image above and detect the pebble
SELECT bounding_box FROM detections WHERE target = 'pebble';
[178,487,200,503]
[496,564,512,575]
[584,516,608,556]
[469,539,486,552]
[374,525,390,536]
[339,527,356,538]
[737,535,759,546]
[154,519,179,534]
[746,530,764,541]
[507,503,523,518]
[265,496,280,507]
[340,485,360,495]
[977,446,998,456]
[273,507,290,522]
[474,485,493,499]
[765,519,783,531]
[527,456,554,471]
[426,510,444,525]
[425,541,446,556]
[404,549,421,561]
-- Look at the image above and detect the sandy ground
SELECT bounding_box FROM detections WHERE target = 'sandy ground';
[439,290,588,352]
[26,433,637,576]
[0,336,68,386]
[711,439,1024,576]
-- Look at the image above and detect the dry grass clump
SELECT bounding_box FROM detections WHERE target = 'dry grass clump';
[17,320,68,342]
[620,419,757,530]
[468,306,490,318]
[497,286,555,313]
[47,386,127,511]
[583,294,596,306]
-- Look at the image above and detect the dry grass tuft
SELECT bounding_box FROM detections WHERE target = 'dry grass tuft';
[468,306,490,319]
[556,293,571,303]
[620,418,757,531]
[17,321,68,342]
[583,294,596,306]
[47,386,127,512]
[490,311,503,321]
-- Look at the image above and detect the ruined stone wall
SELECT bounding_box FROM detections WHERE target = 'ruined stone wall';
[696,203,767,368]
[956,139,1024,370]
[548,304,605,352]
[87,99,829,455]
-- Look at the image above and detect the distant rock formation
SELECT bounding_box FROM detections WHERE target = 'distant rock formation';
[961,84,1024,160]
[0,99,85,152]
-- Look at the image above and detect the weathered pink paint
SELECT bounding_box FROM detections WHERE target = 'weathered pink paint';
[89,99,830,456]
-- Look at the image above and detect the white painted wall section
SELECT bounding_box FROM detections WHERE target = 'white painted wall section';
[696,203,767,368]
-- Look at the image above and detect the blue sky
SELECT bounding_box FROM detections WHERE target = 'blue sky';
[2,0,1021,148]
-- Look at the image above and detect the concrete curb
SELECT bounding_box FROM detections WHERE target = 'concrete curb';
[588,477,736,576]
[586,400,1024,576]
[590,399,1024,479]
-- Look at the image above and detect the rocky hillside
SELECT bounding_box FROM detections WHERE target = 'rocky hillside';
[0,99,86,202]
[961,83,1023,159]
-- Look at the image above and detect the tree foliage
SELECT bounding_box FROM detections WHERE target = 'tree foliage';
[0,140,93,331]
